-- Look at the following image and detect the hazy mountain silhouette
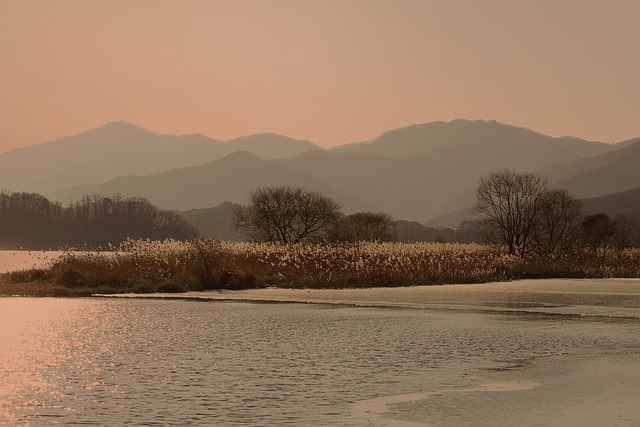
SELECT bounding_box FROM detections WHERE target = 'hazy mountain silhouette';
[427,207,476,228]
[581,188,640,217]
[334,119,611,159]
[321,120,618,220]
[180,201,243,241]
[539,139,640,198]
[6,119,637,223]
[0,122,319,194]
[227,133,318,159]
[58,151,378,213]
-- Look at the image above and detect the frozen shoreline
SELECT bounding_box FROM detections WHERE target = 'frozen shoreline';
[103,278,640,316]
[353,353,640,427]
[104,279,640,426]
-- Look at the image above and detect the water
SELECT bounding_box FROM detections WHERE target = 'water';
[0,250,65,274]
[2,298,639,426]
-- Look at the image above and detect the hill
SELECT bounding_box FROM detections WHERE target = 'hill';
[0,122,319,194]
[180,202,243,241]
[581,188,640,217]
[59,151,378,213]
[539,139,640,198]
[9,119,636,222]
[334,119,611,159]
[290,120,616,220]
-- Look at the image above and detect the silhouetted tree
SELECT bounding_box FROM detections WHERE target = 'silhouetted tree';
[233,186,341,243]
[328,212,396,242]
[611,213,636,250]
[532,189,583,255]
[581,213,616,255]
[580,212,637,255]
[474,169,549,256]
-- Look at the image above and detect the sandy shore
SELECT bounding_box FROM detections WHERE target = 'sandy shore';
[108,278,640,315]
[106,279,640,426]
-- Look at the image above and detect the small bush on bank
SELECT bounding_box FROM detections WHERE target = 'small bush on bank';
[59,268,84,287]
[10,268,49,283]
[156,280,186,293]
[52,285,70,297]
[132,282,155,294]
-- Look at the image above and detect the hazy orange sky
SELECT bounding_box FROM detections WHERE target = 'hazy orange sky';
[1,0,639,152]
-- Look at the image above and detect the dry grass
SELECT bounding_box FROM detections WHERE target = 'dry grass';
[3,239,640,296]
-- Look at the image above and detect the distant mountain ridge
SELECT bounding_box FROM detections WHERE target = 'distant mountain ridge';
[57,151,378,213]
[0,121,319,193]
[539,139,640,198]
[332,119,611,159]
[2,119,638,223]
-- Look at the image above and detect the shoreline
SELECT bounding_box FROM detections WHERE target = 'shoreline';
[98,278,640,317]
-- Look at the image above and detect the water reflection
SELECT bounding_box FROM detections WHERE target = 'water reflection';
[0,250,65,274]
[1,298,638,426]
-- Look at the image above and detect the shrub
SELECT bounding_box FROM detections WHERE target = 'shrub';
[72,287,94,297]
[156,280,186,293]
[58,268,84,287]
[132,282,155,294]
[10,268,49,283]
[52,286,70,297]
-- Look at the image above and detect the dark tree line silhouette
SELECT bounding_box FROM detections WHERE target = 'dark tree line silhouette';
[474,169,638,257]
[0,191,196,249]
[233,186,398,244]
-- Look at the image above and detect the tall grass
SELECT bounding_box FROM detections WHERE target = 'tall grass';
[9,239,637,295]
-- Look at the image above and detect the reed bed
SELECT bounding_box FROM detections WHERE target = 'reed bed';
[2,238,639,296]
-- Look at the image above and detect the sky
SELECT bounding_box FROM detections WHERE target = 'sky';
[1,0,639,152]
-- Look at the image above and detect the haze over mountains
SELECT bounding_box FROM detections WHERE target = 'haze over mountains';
[0,121,319,194]
[1,119,638,224]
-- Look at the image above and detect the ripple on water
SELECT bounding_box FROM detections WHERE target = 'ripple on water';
[1,297,638,426]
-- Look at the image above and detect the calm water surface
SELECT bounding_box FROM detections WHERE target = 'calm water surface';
[0,250,65,274]
[1,298,639,426]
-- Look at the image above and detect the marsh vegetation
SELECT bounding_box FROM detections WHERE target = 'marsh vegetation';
[2,239,640,297]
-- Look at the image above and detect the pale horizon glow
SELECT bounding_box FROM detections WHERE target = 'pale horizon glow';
[1,0,639,152]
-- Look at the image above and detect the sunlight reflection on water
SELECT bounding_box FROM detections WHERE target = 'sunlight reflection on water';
[0,250,65,274]
[1,298,638,426]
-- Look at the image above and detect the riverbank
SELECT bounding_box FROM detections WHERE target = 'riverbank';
[102,278,640,313]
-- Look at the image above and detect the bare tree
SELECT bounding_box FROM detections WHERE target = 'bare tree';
[532,189,583,255]
[474,169,548,256]
[233,186,341,243]
[328,212,396,242]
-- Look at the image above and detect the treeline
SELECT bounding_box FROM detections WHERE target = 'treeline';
[395,220,482,243]
[0,191,196,249]
[184,201,481,244]
[475,169,640,257]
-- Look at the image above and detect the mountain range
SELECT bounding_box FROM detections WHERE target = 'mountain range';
[0,121,319,194]
[1,119,639,224]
